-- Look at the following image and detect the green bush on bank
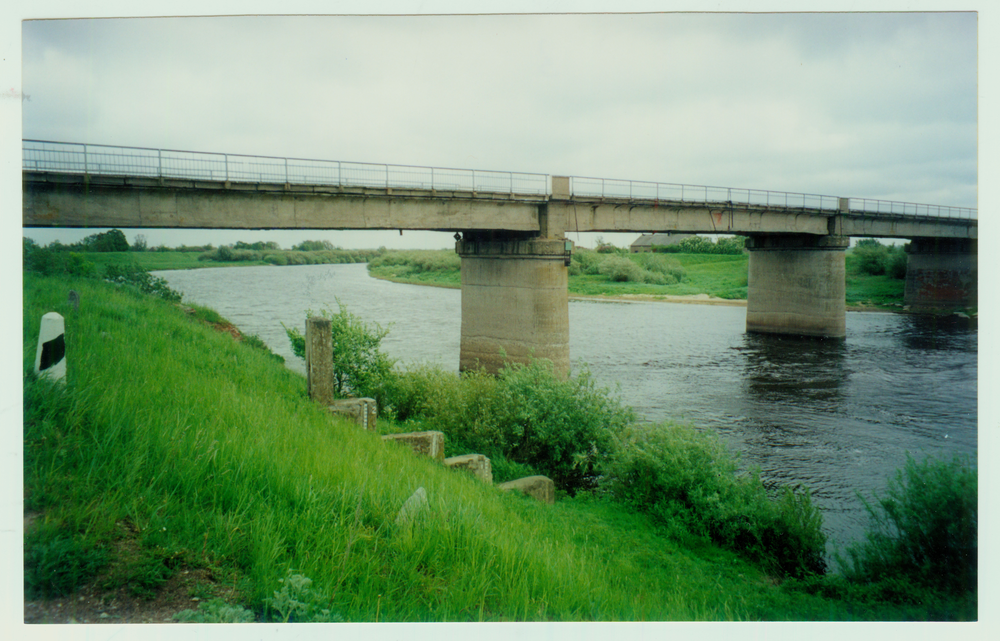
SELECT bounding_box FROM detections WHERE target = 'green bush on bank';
[601,422,826,578]
[385,361,636,493]
[838,454,977,597]
[850,239,908,279]
[570,249,686,285]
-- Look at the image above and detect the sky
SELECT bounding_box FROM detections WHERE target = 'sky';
[10,2,984,252]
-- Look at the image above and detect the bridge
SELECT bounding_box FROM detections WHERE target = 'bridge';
[23,140,977,376]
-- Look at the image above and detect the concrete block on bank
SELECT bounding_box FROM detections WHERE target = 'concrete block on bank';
[395,487,429,526]
[497,475,555,504]
[444,454,493,484]
[381,431,445,461]
[328,398,377,432]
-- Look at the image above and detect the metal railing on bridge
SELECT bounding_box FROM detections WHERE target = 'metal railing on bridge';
[568,176,977,220]
[22,139,550,197]
[23,140,976,221]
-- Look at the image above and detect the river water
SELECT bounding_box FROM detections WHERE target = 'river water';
[157,263,978,553]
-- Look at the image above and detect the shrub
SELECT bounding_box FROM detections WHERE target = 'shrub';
[600,422,826,577]
[104,262,182,302]
[175,598,257,623]
[838,454,977,596]
[264,571,343,623]
[570,248,605,275]
[23,239,97,278]
[386,360,634,494]
[598,255,644,282]
[284,302,396,408]
[887,246,909,280]
[853,241,888,276]
[632,253,685,283]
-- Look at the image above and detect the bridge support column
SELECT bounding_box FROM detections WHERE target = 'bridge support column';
[904,238,977,312]
[745,234,849,338]
[456,234,572,377]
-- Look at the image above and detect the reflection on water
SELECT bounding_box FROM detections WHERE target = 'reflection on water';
[159,264,977,552]
[740,334,849,405]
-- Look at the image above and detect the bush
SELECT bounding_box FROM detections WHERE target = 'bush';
[653,235,745,255]
[600,422,826,577]
[569,248,605,275]
[384,360,635,494]
[104,262,182,302]
[838,454,977,596]
[23,239,97,278]
[632,253,685,284]
[175,598,257,623]
[598,255,644,282]
[284,302,396,408]
[887,246,909,280]
[853,240,888,276]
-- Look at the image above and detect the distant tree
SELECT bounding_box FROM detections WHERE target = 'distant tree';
[293,240,336,252]
[132,234,148,252]
[81,229,130,252]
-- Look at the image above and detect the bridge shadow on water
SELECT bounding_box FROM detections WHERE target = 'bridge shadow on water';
[738,333,850,406]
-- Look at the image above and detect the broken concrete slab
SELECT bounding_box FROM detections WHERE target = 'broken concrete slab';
[497,475,555,504]
[381,431,445,461]
[328,398,377,432]
[444,454,493,484]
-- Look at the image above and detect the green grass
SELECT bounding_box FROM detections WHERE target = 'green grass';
[84,251,216,272]
[25,272,967,621]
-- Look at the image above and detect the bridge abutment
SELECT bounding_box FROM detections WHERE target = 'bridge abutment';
[904,237,977,311]
[456,234,572,377]
[745,234,849,338]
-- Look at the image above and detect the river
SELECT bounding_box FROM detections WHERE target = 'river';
[157,263,977,554]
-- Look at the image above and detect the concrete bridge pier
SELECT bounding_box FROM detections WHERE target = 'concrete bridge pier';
[904,237,977,312]
[745,234,849,338]
[456,232,573,377]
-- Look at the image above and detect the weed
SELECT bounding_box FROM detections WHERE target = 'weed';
[265,571,344,623]
[174,598,257,623]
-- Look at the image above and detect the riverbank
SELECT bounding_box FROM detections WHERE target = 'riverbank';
[23,272,976,622]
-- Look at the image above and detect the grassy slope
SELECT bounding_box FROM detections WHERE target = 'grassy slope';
[24,273,917,622]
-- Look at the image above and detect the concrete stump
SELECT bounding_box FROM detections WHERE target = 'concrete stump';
[382,431,446,461]
[35,312,67,383]
[306,317,334,405]
[329,398,377,432]
[497,475,555,504]
[444,454,493,484]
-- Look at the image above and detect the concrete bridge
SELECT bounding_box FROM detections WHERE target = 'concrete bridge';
[23,140,977,376]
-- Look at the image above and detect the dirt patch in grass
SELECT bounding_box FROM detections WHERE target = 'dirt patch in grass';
[24,519,249,625]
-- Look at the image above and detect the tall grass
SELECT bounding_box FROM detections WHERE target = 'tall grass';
[24,273,970,621]
[25,273,832,621]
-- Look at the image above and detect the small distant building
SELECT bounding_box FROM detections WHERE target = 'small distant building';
[630,233,694,253]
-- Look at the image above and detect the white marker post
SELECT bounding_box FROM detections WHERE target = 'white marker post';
[34,312,67,382]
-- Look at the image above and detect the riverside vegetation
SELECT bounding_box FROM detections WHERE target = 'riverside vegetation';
[26,230,911,308]
[366,237,914,309]
[23,246,977,622]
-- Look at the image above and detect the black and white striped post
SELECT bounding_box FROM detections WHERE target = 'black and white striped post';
[34,312,66,382]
